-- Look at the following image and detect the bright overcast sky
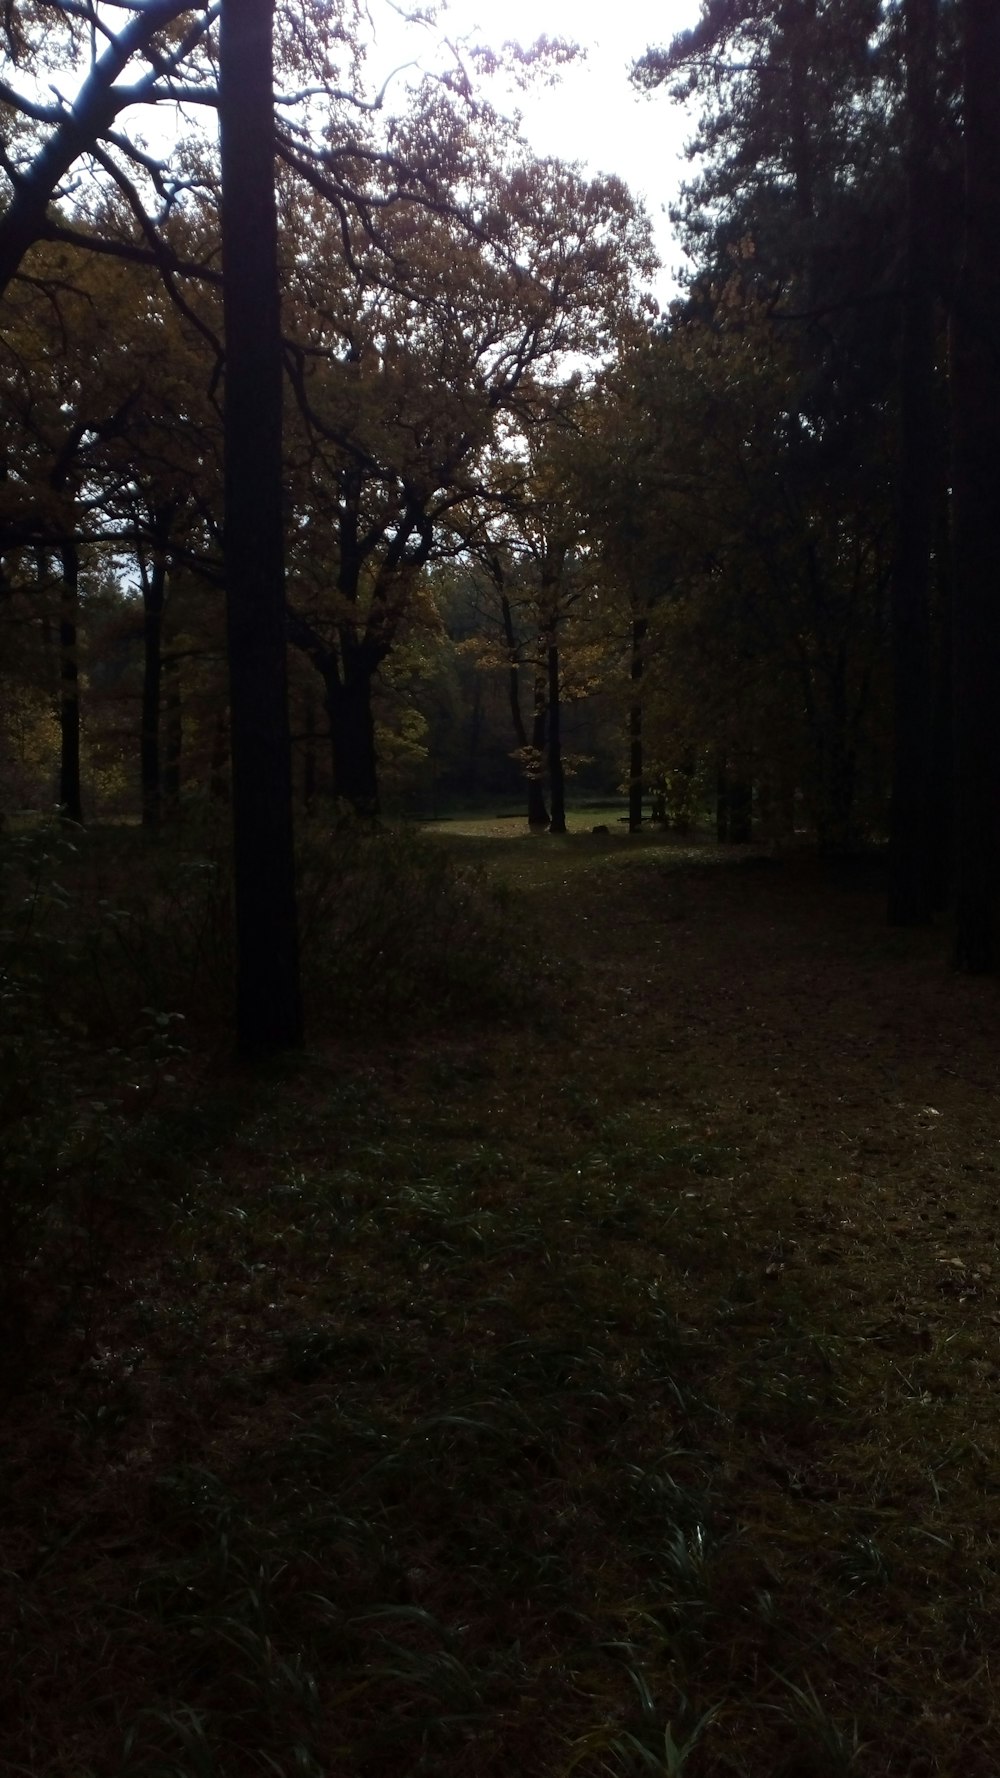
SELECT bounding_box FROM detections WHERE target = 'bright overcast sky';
[374,0,706,304]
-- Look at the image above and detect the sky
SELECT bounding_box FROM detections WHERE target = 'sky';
[371,0,707,304]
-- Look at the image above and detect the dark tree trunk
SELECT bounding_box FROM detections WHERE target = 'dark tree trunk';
[466,674,483,796]
[209,707,229,803]
[928,494,953,910]
[163,653,182,817]
[951,0,1000,970]
[628,613,647,832]
[529,666,549,828]
[887,0,939,926]
[219,0,301,1051]
[546,627,566,835]
[729,776,753,844]
[500,589,547,827]
[58,541,83,824]
[502,588,528,755]
[303,695,317,812]
[139,542,168,829]
[716,760,729,843]
[328,672,380,819]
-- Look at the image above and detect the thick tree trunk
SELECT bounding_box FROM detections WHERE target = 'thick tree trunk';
[328,673,380,819]
[887,0,938,926]
[628,613,647,833]
[219,0,301,1050]
[546,628,566,834]
[951,0,1000,970]
[58,541,83,824]
[139,543,167,829]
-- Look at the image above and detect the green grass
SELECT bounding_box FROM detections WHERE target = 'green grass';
[3,819,1000,1775]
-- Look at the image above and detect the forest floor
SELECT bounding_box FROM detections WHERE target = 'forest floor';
[5,820,1000,1777]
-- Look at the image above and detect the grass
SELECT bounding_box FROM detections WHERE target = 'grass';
[3,816,1000,1774]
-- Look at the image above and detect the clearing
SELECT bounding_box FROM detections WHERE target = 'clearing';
[4,823,1000,1777]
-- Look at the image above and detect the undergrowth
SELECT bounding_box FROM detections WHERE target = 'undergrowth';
[0,818,536,1356]
[3,826,998,1776]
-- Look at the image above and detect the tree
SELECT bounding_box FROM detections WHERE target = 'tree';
[887,0,940,925]
[950,0,1000,970]
[280,136,652,819]
[218,0,301,1050]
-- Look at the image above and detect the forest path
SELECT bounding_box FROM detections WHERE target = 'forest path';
[437,826,1000,1340]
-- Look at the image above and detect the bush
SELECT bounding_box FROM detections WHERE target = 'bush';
[296,820,539,1031]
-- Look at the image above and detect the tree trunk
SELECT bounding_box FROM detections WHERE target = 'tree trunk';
[328,667,379,819]
[163,652,182,818]
[303,695,317,812]
[529,666,549,828]
[58,541,83,824]
[628,612,647,832]
[139,541,167,829]
[546,627,566,834]
[887,0,938,926]
[951,0,1000,970]
[928,492,953,910]
[219,0,301,1051]
[209,707,229,804]
[729,775,753,844]
[716,759,729,843]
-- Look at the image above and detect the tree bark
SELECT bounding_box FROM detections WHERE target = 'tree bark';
[529,665,549,828]
[950,0,1000,970]
[163,651,182,817]
[729,774,753,844]
[58,541,83,824]
[219,0,302,1050]
[303,695,317,811]
[139,538,168,829]
[546,624,566,834]
[628,613,647,832]
[328,672,380,819]
[887,0,938,926]
[716,759,729,844]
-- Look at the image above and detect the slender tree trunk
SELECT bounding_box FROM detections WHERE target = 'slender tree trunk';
[729,774,753,844]
[888,0,938,926]
[466,675,483,797]
[928,493,953,909]
[500,589,547,826]
[547,625,566,834]
[209,707,229,803]
[716,759,729,843]
[219,0,301,1050]
[163,652,182,817]
[303,695,317,812]
[139,542,168,829]
[628,612,647,832]
[529,665,549,828]
[58,541,83,824]
[950,0,1000,970]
